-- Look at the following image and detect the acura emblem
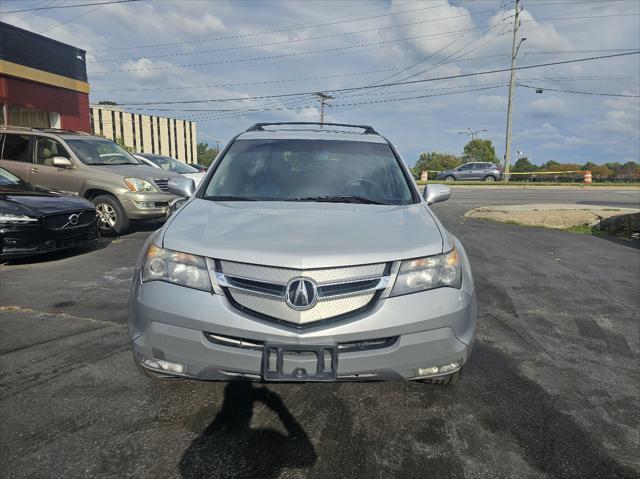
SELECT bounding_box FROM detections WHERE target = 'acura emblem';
[285,277,318,310]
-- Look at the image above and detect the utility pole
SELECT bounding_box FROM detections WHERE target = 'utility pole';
[315,92,333,126]
[503,0,526,182]
[458,127,487,141]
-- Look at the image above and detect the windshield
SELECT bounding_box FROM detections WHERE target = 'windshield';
[65,139,141,165]
[0,167,23,186]
[144,155,198,174]
[203,139,415,204]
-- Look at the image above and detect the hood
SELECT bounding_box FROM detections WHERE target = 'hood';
[0,190,94,216]
[162,199,445,269]
[89,164,182,181]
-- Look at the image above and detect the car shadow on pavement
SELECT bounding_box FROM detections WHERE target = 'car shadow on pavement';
[179,381,316,479]
[0,239,111,266]
[467,342,637,478]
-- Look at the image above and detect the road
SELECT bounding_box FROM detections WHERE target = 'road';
[1,187,638,478]
[425,185,640,208]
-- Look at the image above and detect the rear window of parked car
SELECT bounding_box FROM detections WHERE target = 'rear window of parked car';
[1,134,31,162]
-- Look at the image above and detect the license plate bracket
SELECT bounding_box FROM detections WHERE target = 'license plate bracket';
[262,344,338,381]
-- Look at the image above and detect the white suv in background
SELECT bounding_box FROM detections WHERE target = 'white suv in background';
[134,153,206,187]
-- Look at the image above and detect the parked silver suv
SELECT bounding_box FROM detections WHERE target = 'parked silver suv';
[128,123,476,384]
[0,127,183,234]
[436,162,502,182]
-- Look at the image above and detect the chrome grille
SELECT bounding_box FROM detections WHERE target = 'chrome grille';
[45,209,96,230]
[216,260,389,326]
[219,260,385,284]
[154,179,169,192]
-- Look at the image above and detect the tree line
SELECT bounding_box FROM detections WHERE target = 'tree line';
[196,142,220,167]
[413,139,640,180]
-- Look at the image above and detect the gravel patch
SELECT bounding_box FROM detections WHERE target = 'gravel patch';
[466,205,639,229]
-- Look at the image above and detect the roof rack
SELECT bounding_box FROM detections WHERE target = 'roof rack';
[246,122,378,135]
[0,125,91,135]
[32,127,91,135]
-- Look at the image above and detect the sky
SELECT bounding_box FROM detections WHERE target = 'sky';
[3,0,640,166]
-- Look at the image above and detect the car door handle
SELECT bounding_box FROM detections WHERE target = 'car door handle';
[30,167,39,173]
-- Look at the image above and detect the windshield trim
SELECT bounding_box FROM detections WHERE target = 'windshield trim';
[196,135,420,205]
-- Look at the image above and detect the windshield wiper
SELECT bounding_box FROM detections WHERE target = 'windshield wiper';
[204,195,259,201]
[288,195,390,205]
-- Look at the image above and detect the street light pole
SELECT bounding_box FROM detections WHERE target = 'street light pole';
[458,127,487,141]
[503,0,526,182]
[315,92,334,126]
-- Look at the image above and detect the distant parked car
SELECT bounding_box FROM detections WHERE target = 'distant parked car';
[191,163,208,172]
[133,153,206,187]
[0,127,190,235]
[0,167,98,260]
[436,162,502,182]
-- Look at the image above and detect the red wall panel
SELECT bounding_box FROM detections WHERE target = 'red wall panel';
[0,75,90,132]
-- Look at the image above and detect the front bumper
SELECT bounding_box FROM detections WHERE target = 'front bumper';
[0,221,98,260]
[120,191,178,220]
[128,279,477,381]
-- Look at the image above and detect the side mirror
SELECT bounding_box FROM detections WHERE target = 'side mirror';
[52,156,73,168]
[167,176,195,198]
[423,184,451,205]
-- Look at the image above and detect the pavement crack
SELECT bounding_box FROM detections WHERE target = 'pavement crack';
[0,305,123,327]
[569,273,637,313]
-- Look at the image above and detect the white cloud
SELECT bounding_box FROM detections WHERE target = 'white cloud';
[391,0,474,57]
[476,95,507,110]
[528,97,567,118]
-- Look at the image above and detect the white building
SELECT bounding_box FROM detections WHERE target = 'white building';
[90,104,197,164]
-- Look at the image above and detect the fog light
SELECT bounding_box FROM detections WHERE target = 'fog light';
[439,361,460,374]
[417,366,439,376]
[135,201,156,209]
[140,356,186,374]
[415,359,462,378]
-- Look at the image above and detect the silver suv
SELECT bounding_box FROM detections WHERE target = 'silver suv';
[436,162,502,182]
[0,127,184,235]
[128,123,476,384]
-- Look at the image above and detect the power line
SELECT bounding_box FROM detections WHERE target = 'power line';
[88,25,497,75]
[91,66,413,93]
[186,85,510,122]
[518,84,640,97]
[1,0,141,14]
[340,10,509,100]
[519,74,640,82]
[91,52,514,95]
[89,2,449,53]
[16,0,64,22]
[92,9,497,64]
[38,4,105,34]
[106,52,640,106]
[118,82,510,112]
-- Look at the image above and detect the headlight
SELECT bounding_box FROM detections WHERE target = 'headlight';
[0,212,39,224]
[124,177,158,192]
[390,248,462,296]
[142,244,211,292]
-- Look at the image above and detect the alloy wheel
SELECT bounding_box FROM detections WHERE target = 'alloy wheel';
[96,203,117,230]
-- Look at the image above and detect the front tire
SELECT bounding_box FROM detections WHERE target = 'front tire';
[444,175,456,182]
[93,194,130,236]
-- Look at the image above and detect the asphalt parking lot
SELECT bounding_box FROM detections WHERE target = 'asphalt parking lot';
[1,187,638,478]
